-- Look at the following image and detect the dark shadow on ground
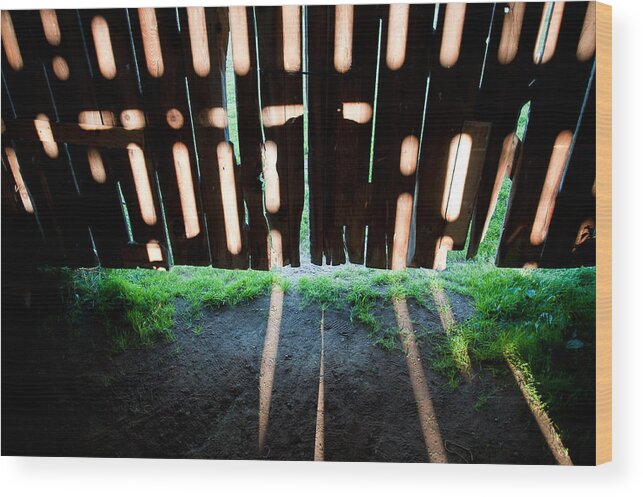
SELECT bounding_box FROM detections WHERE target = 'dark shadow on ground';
[2,276,578,464]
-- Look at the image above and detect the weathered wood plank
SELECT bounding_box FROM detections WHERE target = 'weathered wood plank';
[412,3,493,269]
[178,7,247,269]
[255,5,305,268]
[497,1,595,268]
[129,7,210,266]
[230,6,268,270]
[368,4,433,269]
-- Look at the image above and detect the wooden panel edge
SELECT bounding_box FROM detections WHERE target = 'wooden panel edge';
[595,0,612,466]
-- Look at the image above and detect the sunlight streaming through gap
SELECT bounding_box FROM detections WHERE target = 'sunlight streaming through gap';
[393,298,448,463]
[258,284,284,453]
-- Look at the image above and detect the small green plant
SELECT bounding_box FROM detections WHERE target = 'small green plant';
[372,327,400,351]
[474,390,494,412]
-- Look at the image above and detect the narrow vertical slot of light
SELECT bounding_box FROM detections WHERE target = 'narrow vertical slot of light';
[1,11,23,71]
[282,6,301,73]
[391,192,413,271]
[441,133,472,222]
[368,18,383,184]
[334,5,353,73]
[138,8,165,78]
[34,114,59,159]
[262,140,280,214]
[314,309,325,461]
[128,143,158,227]
[216,142,242,255]
[267,229,283,269]
[482,133,518,241]
[386,4,409,71]
[534,2,565,64]
[5,147,34,213]
[576,2,596,62]
[433,235,454,271]
[229,6,251,76]
[498,3,525,65]
[172,142,200,238]
[187,7,210,77]
[478,5,496,89]
[87,147,107,184]
[40,10,61,46]
[91,16,117,79]
[530,130,573,245]
[439,3,466,68]
[399,135,419,176]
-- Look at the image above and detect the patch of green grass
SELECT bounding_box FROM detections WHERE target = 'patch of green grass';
[297,275,346,309]
[435,264,595,407]
[374,327,401,351]
[66,266,283,349]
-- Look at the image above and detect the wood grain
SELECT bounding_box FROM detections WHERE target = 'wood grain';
[595,0,611,466]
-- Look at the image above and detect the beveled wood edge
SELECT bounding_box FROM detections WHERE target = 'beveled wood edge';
[595,0,612,465]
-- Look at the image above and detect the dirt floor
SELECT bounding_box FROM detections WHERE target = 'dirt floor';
[1,274,579,464]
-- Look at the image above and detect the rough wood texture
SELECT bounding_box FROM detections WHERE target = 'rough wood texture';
[1,4,602,275]
[595,1,611,466]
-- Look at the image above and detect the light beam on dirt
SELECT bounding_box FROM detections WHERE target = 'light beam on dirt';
[258,284,284,454]
[431,282,456,334]
[506,356,573,465]
[393,298,447,463]
[314,309,325,461]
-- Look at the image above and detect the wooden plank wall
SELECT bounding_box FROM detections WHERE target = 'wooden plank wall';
[1,3,599,271]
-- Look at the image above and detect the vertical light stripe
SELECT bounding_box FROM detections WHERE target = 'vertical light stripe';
[187,7,210,77]
[386,4,409,70]
[282,6,301,72]
[172,142,200,238]
[391,192,413,271]
[40,10,61,46]
[2,11,23,71]
[229,7,251,76]
[216,142,242,255]
[262,140,280,214]
[440,3,466,68]
[393,298,448,462]
[534,2,565,64]
[497,3,525,65]
[91,16,117,79]
[399,135,419,176]
[5,147,34,213]
[334,5,353,73]
[139,8,165,78]
[576,2,596,62]
[87,147,107,184]
[530,130,573,245]
[441,133,473,222]
[128,143,158,226]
